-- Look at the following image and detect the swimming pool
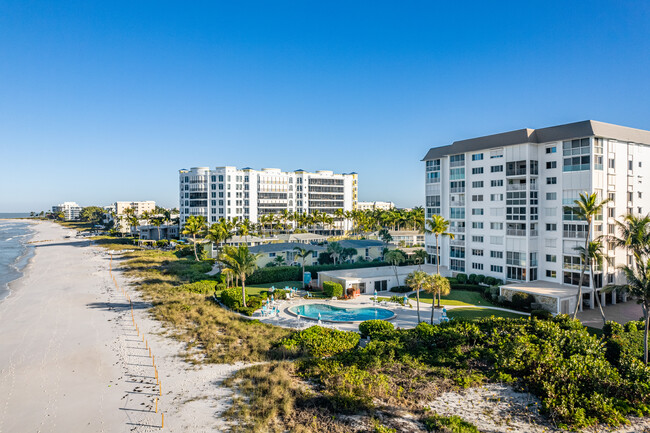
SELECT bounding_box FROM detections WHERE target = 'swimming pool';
[289,303,394,322]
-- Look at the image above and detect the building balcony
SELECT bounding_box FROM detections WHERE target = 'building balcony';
[450,239,465,247]
[506,229,526,236]
[450,187,466,194]
[530,230,539,237]
[563,231,588,239]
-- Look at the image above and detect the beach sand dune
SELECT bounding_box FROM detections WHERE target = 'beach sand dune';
[0,222,245,432]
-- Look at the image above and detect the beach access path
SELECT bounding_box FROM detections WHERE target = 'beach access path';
[0,221,243,433]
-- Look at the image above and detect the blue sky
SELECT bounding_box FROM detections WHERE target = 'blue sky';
[1,1,649,212]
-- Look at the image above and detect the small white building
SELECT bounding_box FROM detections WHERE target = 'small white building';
[52,202,82,221]
[138,224,179,241]
[318,264,448,294]
[114,201,156,216]
[357,201,395,211]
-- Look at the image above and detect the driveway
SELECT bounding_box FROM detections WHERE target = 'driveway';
[577,299,644,329]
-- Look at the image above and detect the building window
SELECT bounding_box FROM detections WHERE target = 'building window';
[546,223,557,231]
[472,195,483,202]
[490,250,503,259]
[472,208,484,215]
[491,180,504,187]
[491,265,503,273]
[491,165,504,173]
[472,167,484,175]
[450,168,465,180]
[546,270,557,278]
[472,249,484,256]
[472,153,484,161]
[546,177,557,185]
[472,222,484,229]
[472,181,484,188]
[450,208,465,219]
[472,236,484,243]
[546,146,557,154]
[472,263,484,270]
[490,193,503,201]
[546,192,557,200]
[546,254,557,262]
[546,161,557,169]
[490,222,503,230]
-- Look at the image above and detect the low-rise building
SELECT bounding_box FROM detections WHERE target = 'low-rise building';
[114,201,156,216]
[138,224,179,241]
[318,264,446,294]
[336,239,385,261]
[248,242,326,267]
[52,202,82,221]
[388,230,425,247]
[357,201,395,211]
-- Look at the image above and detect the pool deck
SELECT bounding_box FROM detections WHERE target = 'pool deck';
[253,291,528,332]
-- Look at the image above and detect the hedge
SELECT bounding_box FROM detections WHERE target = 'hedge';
[323,281,344,298]
[359,320,394,339]
[220,287,262,316]
[389,285,411,293]
[178,279,220,294]
[279,326,360,357]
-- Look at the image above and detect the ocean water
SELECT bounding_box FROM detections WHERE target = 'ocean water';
[0,220,36,302]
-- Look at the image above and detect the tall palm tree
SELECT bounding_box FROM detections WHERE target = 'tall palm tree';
[182,215,207,261]
[413,249,428,270]
[217,245,260,308]
[237,218,252,243]
[384,249,406,288]
[327,242,343,265]
[424,274,451,322]
[405,270,427,323]
[294,246,314,289]
[576,239,606,326]
[151,216,164,241]
[612,214,650,265]
[424,215,455,307]
[564,192,610,318]
[206,221,230,261]
[607,258,650,364]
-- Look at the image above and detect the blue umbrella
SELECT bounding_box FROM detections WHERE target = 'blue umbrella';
[374,289,377,301]
[403,294,408,305]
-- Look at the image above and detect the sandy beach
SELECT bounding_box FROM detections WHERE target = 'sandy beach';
[0,221,245,433]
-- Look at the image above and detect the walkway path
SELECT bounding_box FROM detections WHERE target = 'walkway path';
[577,301,643,329]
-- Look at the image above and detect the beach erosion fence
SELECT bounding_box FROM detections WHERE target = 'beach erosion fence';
[110,253,165,429]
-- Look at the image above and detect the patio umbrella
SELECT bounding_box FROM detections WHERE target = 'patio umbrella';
[318,312,322,325]
[403,294,408,305]
[374,289,377,301]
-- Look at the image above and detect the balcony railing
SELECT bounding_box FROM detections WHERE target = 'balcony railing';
[450,239,465,246]
[563,231,588,239]
[530,230,539,237]
[506,169,527,177]
[451,226,465,233]
[506,229,526,236]
[450,187,465,194]
[506,183,527,191]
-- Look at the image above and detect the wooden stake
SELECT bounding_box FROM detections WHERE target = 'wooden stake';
[149,347,152,358]
[161,412,164,428]
[155,397,158,413]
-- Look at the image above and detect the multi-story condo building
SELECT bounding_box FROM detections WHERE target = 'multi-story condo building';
[357,201,395,211]
[114,201,156,216]
[178,167,358,226]
[423,120,650,292]
[52,202,82,221]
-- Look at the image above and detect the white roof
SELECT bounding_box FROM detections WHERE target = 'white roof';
[319,264,449,281]
[502,280,594,299]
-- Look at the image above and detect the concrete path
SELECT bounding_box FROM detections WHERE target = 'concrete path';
[577,300,644,329]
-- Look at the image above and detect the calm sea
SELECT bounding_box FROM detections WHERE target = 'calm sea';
[0,218,36,302]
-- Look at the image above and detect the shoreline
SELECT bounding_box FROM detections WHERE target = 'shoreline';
[0,219,38,303]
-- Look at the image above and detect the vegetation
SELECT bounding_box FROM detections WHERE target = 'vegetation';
[218,244,261,308]
[405,270,428,323]
[181,215,207,260]
[358,320,394,339]
[322,281,344,298]
[246,261,390,285]
[424,414,479,433]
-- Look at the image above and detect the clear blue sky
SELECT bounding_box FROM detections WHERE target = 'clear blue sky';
[1,1,649,212]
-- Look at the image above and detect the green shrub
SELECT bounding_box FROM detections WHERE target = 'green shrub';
[389,285,411,293]
[485,276,496,286]
[179,279,217,294]
[279,326,360,357]
[424,414,479,433]
[476,274,485,284]
[359,320,395,339]
[156,239,169,248]
[323,281,344,297]
[603,320,645,365]
[456,273,467,284]
[467,274,478,284]
[511,292,535,311]
[531,309,552,320]
[269,288,288,300]
[220,287,245,309]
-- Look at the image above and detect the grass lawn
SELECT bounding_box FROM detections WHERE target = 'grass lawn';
[409,290,496,307]
[447,307,528,320]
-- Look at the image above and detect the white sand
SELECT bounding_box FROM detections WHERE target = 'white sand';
[0,221,248,432]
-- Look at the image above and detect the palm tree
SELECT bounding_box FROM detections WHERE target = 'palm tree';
[564,192,610,318]
[150,216,164,241]
[271,256,286,267]
[575,239,607,326]
[606,258,650,364]
[217,245,260,308]
[237,219,252,243]
[424,215,454,306]
[128,215,140,237]
[424,274,450,322]
[612,214,650,265]
[206,221,230,261]
[384,249,406,288]
[182,215,207,261]
[405,270,428,323]
[327,242,343,265]
[413,249,428,270]
[294,246,314,289]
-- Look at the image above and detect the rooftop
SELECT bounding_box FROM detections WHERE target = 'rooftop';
[248,242,326,254]
[423,120,650,160]
[502,280,594,298]
[337,239,385,249]
[319,264,446,281]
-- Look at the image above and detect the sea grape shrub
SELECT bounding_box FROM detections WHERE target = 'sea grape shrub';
[456,273,468,284]
[511,292,535,311]
[179,279,217,294]
[358,320,395,339]
[279,326,360,357]
[389,285,411,293]
[424,414,479,433]
[220,287,262,315]
[323,281,344,298]
[603,320,645,366]
[530,309,552,320]
[246,266,302,285]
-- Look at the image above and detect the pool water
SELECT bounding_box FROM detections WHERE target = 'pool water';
[289,303,394,322]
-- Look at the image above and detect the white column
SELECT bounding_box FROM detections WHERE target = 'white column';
[589,291,594,309]
[612,289,617,305]
[601,291,607,307]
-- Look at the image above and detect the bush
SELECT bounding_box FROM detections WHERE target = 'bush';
[531,309,552,320]
[269,288,288,300]
[359,320,394,339]
[603,320,645,365]
[389,285,411,293]
[467,274,478,284]
[424,414,479,433]
[476,274,486,284]
[323,281,344,298]
[179,279,218,294]
[456,273,467,284]
[485,276,496,286]
[511,292,535,311]
[279,326,360,357]
[156,239,169,248]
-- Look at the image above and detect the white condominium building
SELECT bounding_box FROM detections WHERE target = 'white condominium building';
[114,201,156,216]
[52,202,82,220]
[357,201,395,211]
[178,167,358,225]
[423,120,650,288]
